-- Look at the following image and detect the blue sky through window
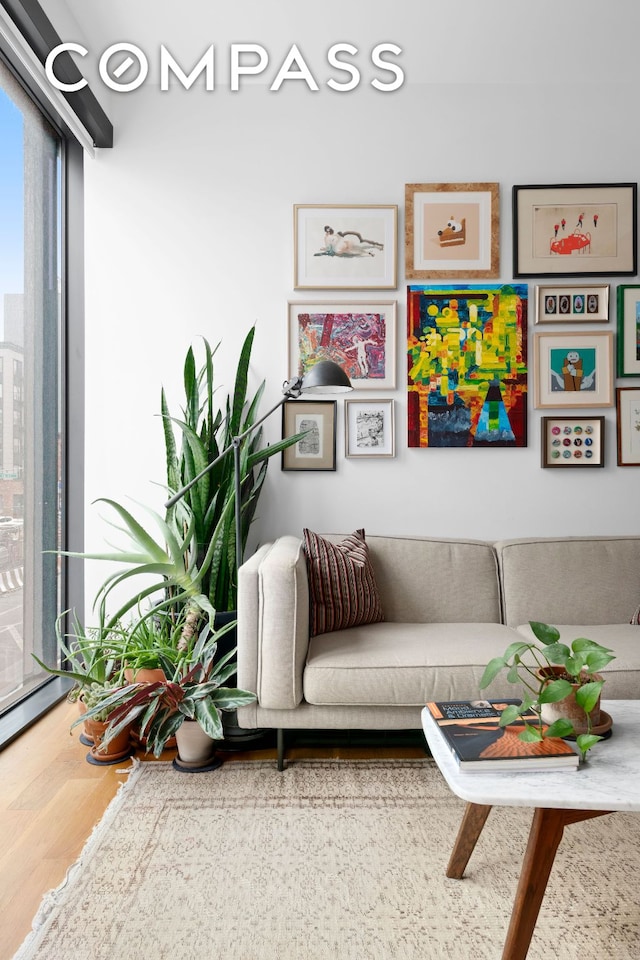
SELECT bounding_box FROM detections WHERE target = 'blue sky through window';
[0,86,24,335]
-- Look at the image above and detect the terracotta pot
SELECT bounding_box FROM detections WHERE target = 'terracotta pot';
[83,716,134,763]
[123,669,177,751]
[537,665,602,735]
[175,719,216,766]
[76,698,95,745]
[124,667,167,684]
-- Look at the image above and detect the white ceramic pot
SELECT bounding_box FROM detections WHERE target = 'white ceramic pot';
[175,719,217,765]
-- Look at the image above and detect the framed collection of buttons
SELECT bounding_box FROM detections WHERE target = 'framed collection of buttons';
[541,416,605,468]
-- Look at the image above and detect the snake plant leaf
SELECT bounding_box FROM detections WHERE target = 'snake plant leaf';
[161,388,180,494]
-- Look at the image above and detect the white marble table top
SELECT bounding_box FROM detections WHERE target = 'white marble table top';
[422,700,640,812]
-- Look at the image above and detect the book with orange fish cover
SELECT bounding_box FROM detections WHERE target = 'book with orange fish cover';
[425,699,579,772]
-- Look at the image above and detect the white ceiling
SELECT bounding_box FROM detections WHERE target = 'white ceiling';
[42,0,640,87]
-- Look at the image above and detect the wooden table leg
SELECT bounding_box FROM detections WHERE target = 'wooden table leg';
[446,802,492,879]
[501,807,611,960]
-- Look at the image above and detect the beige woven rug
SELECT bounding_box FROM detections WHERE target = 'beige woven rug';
[13,758,640,960]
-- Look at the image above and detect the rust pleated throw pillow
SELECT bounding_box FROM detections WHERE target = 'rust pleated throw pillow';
[303,528,384,637]
[631,604,640,625]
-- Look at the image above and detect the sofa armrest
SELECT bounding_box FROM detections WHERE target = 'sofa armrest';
[237,535,309,710]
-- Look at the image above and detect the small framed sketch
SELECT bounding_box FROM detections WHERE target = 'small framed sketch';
[616,388,640,466]
[616,285,640,377]
[535,284,609,324]
[281,400,336,471]
[288,300,396,389]
[293,204,397,290]
[533,331,614,409]
[345,399,395,458]
[541,416,604,468]
[513,182,637,277]
[405,182,499,279]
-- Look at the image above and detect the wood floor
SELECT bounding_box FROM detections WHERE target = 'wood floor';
[0,699,426,959]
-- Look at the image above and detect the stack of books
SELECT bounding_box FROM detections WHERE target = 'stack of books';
[425,699,579,773]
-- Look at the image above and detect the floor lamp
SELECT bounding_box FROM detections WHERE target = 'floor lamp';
[164,359,353,574]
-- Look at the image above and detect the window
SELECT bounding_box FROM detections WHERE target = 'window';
[0,57,62,718]
[0,0,111,746]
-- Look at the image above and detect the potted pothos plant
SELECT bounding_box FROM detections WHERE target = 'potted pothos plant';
[480,620,616,762]
[73,620,255,768]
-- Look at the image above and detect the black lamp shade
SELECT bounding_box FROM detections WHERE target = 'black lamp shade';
[300,359,353,394]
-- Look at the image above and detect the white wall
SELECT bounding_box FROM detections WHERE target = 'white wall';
[43,1,640,604]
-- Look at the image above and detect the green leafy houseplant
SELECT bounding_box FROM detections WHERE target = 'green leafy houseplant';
[480,620,616,761]
[161,325,302,614]
[74,621,255,757]
[32,610,126,704]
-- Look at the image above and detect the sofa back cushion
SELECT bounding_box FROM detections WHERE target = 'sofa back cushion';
[333,535,502,623]
[496,536,640,627]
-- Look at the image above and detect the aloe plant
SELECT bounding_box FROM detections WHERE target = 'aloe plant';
[32,609,126,700]
[162,326,300,612]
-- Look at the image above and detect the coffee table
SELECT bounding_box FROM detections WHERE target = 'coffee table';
[422,700,640,960]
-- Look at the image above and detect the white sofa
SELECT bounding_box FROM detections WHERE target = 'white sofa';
[237,534,640,768]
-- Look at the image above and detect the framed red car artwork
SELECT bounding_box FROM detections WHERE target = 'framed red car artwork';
[513,183,637,278]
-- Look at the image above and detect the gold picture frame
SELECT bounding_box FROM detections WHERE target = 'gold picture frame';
[405,182,499,280]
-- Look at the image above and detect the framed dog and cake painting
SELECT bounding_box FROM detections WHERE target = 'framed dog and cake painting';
[404,182,499,280]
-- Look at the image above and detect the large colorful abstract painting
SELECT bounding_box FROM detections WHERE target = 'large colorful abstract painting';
[407,284,528,447]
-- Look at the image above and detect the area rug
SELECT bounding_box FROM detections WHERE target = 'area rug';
[13,759,640,960]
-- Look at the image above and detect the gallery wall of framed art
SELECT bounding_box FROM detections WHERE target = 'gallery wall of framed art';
[285,179,640,478]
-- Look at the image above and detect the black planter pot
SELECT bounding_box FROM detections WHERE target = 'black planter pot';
[214,610,270,751]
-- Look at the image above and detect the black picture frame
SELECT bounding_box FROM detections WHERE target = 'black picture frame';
[513,183,637,278]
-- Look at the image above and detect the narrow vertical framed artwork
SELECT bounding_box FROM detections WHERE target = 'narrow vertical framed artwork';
[294,204,397,290]
[407,284,527,448]
[616,285,640,377]
[533,331,614,409]
[616,387,640,466]
[288,300,396,389]
[405,182,499,280]
[281,400,337,471]
[345,399,395,458]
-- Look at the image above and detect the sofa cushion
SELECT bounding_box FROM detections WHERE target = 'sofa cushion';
[303,621,522,706]
[496,536,640,627]
[303,528,384,637]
